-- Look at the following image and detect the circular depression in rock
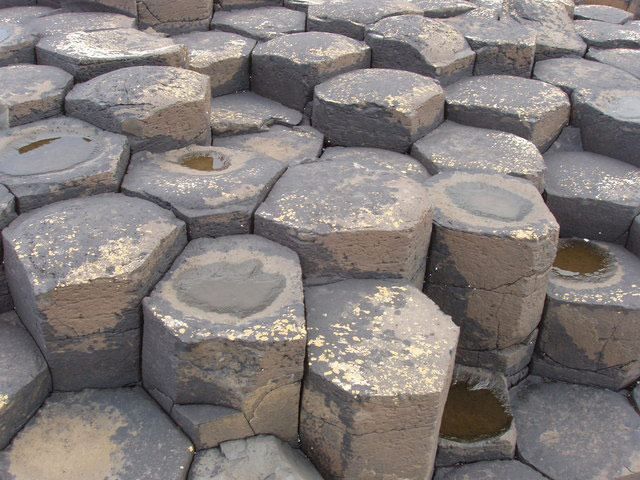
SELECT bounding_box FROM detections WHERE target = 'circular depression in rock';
[604,95,640,120]
[552,238,615,282]
[179,152,229,172]
[446,181,534,222]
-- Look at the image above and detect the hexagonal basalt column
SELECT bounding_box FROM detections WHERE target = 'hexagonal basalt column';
[36,28,188,82]
[2,194,187,391]
[301,279,459,480]
[313,68,444,152]
[65,66,211,153]
[122,145,285,238]
[0,23,36,66]
[211,7,306,41]
[445,75,570,152]
[0,117,130,212]
[532,239,640,390]
[137,0,213,34]
[0,186,16,313]
[0,387,193,480]
[0,64,72,128]
[142,235,306,443]
[251,32,371,111]
[24,12,136,37]
[425,172,559,354]
[365,15,475,87]
[255,152,433,286]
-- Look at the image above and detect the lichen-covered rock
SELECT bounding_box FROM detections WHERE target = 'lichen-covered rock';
[137,0,213,34]
[0,23,36,66]
[24,12,136,37]
[211,6,306,41]
[575,19,640,48]
[586,47,640,79]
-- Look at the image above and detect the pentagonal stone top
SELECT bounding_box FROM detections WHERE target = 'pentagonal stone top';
[0,387,193,480]
[574,4,634,24]
[586,47,640,79]
[575,19,640,49]
[24,12,136,37]
[211,6,306,41]
[0,7,55,25]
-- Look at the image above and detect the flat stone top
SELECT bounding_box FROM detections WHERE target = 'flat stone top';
[252,31,369,62]
[575,19,640,44]
[0,184,15,229]
[574,4,633,24]
[305,279,459,397]
[414,0,477,17]
[308,0,424,27]
[451,17,536,44]
[435,460,546,480]
[145,235,305,340]
[0,387,193,480]
[427,171,558,240]
[0,22,34,44]
[315,68,444,113]
[573,88,640,123]
[172,30,256,66]
[446,75,570,121]
[586,48,640,79]
[0,6,56,25]
[24,12,136,37]
[0,64,72,106]
[212,6,306,40]
[256,155,432,232]
[2,193,184,291]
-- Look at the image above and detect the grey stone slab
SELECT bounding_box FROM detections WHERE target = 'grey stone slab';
[65,66,211,153]
[251,31,370,111]
[122,145,285,238]
[211,6,305,41]
[137,0,213,34]
[301,279,459,480]
[575,4,634,23]
[445,75,571,152]
[0,6,56,25]
[59,0,136,16]
[629,215,640,257]
[217,0,282,8]
[511,379,640,479]
[414,0,477,17]
[365,15,474,87]
[575,18,640,47]
[173,30,255,97]
[0,185,16,312]
[142,235,305,443]
[0,23,37,66]
[435,460,547,480]
[0,311,51,450]
[2,193,187,391]
[24,11,135,37]
[0,117,130,212]
[36,28,188,82]
[0,64,72,127]
[411,121,545,192]
[0,387,193,479]
[313,68,444,152]
[546,125,583,153]
[544,151,640,243]
[255,153,433,286]
[587,47,640,78]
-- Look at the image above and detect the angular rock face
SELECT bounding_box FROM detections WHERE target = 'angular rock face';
[574,4,634,24]
[0,185,17,313]
[2,193,187,391]
[575,19,640,48]
[24,12,136,37]
[142,235,306,444]
[586,47,640,79]
[0,23,36,66]
[136,0,213,34]
[59,0,137,16]
[211,6,306,41]
[301,279,459,480]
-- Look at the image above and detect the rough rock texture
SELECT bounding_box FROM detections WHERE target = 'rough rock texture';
[122,145,285,238]
[364,15,475,87]
[0,23,36,66]
[255,152,433,286]
[142,235,306,443]
[65,66,211,153]
[575,19,640,48]
[0,117,130,213]
[0,387,194,480]
[313,68,444,152]
[445,75,570,152]
[411,121,545,192]
[24,12,136,37]
[574,4,634,23]
[0,185,17,312]
[211,6,306,41]
[251,32,371,111]
[434,460,547,480]
[2,193,187,391]
[301,279,459,480]
[137,0,213,34]
[586,47,640,78]
[0,6,55,25]
[59,0,137,16]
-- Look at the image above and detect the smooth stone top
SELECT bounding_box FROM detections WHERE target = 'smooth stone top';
[0,22,34,46]
[415,0,477,17]
[435,460,546,480]
[0,64,72,108]
[211,6,306,41]
[574,19,640,48]
[573,87,640,123]
[24,12,136,37]
[173,30,255,69]
[574,4,634,24]
[586,48,640,79]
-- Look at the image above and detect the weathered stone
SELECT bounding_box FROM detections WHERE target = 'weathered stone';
[301,279,459,480]
[629,215,640,257]
[137,0,213,34]
[633,383,640,410]
[586,47,640,78]
[415,0,477,17]
[434,460,547,480]
[189,436,323,480]
[59,0,136,15]
[313,68,444,152]
[217,0,282,8]
[0,186,16,313]
[212,125,323,166]
[2,193,187,390]
[546,125,583,153]
[173,30,255,97]
[122,145,285,238]
[307,0,424,40]
[0,117,129,212]
[209,91,303,137]
[0,311,50,449]
[251,32,370,111]
[544,151,640,243]
[0,6,55,25]
[511,379,640,479]
[0,387,194,479]
[0,64,72,128]
[142,235,305,443]
[532,239,640,390]
[446,75,570,152]
[575,4,634,23]
[211,6,305,41]
[411,121,545,192]
[0,23,36,66]
[575,18,640,48]
[255,152,432,285]
[65,66,211,153]
[36,28,188,82]
[24,12,136,37]
[425,172,559,351]
[170,404,254,450]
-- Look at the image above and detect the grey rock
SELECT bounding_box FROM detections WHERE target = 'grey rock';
[121,145,285,238]
[0,387,194,479]
[629,215,640,257]
[0,6,55,25]
[586,47,640,78]
[633,383,640,410]
[137,0,213,34]
[0,23,37,66]
[251,31,370,111]
[414,0,477,17]
[24,11,136,37]
[445,75,571,152]
[575,19,640,48]
[0,185,16,313]
[544,151,640,243]
[546,125,583,153]
[0,64,72,127]
[0,311,51,449]
[365,15,475,87]
[2,193,187,390]
[59,0,137,16]
[435,460,547,480]
[217,0,282,8]
[173,30,255,97]
[575,4,634,23]
[211,6,306,41]
[65,66,211,153]
[301,279,459,480]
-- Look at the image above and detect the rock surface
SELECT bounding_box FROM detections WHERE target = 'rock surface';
[0,23,36,66]
[211,6,306,41]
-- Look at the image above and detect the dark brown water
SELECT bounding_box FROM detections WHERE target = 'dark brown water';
[553,239,613,281]
[83,137,92,142]
[181,154,227,171]
[18,137,61,154]
[439,381,512,442]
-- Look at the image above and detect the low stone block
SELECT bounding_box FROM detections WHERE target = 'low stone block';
[586,47,640,78]
[575,18,640,48]
[24,12,136,37]
[0,23,36,66]
[137,0,213,34]
[575,4,634,23]
[211,6,305,41]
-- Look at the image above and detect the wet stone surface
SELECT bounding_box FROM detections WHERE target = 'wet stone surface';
[0,23,36,66]
[211,6,306,41]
